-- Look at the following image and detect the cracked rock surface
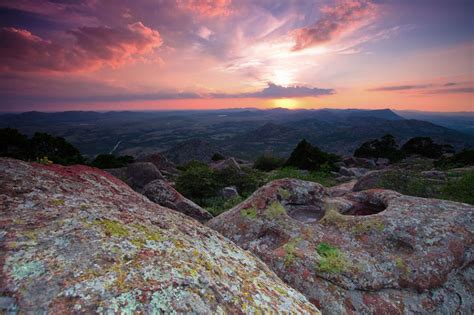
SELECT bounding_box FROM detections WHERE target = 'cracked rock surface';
[207,178,474,314]
[0,159,319,314]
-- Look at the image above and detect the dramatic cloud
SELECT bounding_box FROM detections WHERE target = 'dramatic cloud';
[213,83,334,98]
[292,0,376,51]
[177,0,233,17]
[0,22,162,72]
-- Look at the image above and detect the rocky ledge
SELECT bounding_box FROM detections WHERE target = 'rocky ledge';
[0,159,318,313]
[207,178,474,314]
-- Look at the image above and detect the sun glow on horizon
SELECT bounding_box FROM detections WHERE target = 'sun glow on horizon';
[273,98,298,109]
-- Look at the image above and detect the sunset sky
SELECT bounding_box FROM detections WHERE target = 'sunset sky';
[0,0,472,112]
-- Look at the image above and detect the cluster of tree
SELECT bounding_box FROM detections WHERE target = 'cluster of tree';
[254,139,339,172]
[354,135,455,162]
[435,149,474,169]
[175,161,264,202]
[0,128,134,168]
[0,128,85,165]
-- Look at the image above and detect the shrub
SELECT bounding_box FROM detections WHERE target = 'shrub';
[175,163,217,201]
[211,153,225,161]
[91,154,134,169]
[354,134,404,162]
[435,149,474,169]
[204,196,244,216]
[285,139,339,171]
[253,154,285,171]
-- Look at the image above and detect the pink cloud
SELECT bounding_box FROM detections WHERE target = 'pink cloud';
[0,22,163,72]
[292,0,376,51]
[177,0,233,17]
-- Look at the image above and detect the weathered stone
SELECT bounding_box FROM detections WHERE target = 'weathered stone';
[106,162,164,192]
[339,167,369,178]
[207,178,474,314]
[375,157,390,167]
[0,158,319,314]
[220,186,240,200]
[210,157,241,172]
[142,179,212,223]
[137,153,179,178]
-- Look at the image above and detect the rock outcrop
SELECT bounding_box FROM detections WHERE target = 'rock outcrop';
[0,159,319,313]
[207,178,474,314]
[106,162,164,192]
[142,179,212,222]
[210,157,241,172]
[136,153,179,178]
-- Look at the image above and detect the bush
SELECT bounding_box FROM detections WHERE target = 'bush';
[435,149,474,169]
[401,137,451,159]
[203,196,244,216]
[285,139,339,171]
[354,134,404,162]
[0,128,29,159]
[175,163,217,201]
[253,154,285,171]
[211,153,225,161]
[91,154,134,169]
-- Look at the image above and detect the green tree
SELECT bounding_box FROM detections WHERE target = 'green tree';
[354,134,404,162]
[285,139,339,171]
[401,137,449,159]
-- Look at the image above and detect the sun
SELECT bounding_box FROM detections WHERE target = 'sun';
[273,98,298,109]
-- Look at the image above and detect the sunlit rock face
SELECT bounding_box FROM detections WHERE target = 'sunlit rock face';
[0,159,319,314]
[207,178,474,314]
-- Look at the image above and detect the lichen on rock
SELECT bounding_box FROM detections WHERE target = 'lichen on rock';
[0,158,319,314]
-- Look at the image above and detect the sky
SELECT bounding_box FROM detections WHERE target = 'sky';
[0,0,473,112]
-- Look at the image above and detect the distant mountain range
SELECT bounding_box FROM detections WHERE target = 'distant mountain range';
[1,108,472,161]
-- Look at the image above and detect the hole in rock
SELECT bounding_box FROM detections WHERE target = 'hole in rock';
[341,199,386,216]
[255,228,289,250]
[286,204,326,224]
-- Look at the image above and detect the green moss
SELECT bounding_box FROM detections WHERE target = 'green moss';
[265,201,286,219]
[93,219,129,237]
[240,207,257,220]
[315,242,349,273]
[51,199,65,206]
[278,188,291,200]
[131,224,163,242]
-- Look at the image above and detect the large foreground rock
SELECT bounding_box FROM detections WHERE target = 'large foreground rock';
[142,179,212,223]
[208,178,473,314]
[0,159,319,313]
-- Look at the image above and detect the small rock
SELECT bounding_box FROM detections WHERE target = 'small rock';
[220,186,239,200]
[143,179,212,222]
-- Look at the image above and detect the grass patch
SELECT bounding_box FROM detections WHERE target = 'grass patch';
[240,207,258,220]
[441,171,474,204]
[316,242,349,273]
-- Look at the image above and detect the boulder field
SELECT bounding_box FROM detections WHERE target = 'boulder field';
[0,159,318,313]
[207,178,474,314]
